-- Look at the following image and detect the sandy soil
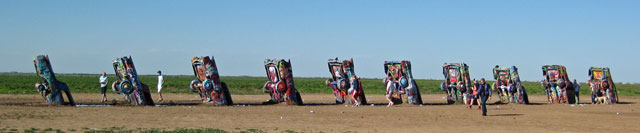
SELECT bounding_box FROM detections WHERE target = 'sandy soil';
[0,93,638,132]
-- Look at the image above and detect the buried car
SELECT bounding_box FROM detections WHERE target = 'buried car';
[588,67,618,104]
[326,58,367,105]
[188,56,233,105]
[111,56,155,106]
[383,60,423,105]
[33,55,75,106]
[541,65,576,104]
[261,59,303,105]
[492,65,529,104]
[441,63,471,104]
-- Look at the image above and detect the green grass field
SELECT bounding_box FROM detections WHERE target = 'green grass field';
[1,73,639,96]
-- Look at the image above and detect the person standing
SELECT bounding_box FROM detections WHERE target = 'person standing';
[587,80,595,104]
[557,77,566,103]
[573,79,580,104]
[507,80,515,103]
[542,78,552,103]
[99,72,108,102]
[157,70,164,102]
[384,78,396,107]
[468,80,479,110]
[478,78,492,116]
[560,77,570,103]
[349,75,361,106]
[601,80,611,103]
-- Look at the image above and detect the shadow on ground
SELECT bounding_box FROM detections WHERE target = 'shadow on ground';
[488,113,524,116]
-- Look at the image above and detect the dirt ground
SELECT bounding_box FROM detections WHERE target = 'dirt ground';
[0,93,639,132]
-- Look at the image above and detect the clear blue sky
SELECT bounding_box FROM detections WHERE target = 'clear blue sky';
[1,1,639,83]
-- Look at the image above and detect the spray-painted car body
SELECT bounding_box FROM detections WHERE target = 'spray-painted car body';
[262,59,303,105]
[541,65,575,104]
[33,55,75,105]
[188,56,233,105]
[326,58,367,105]
[442,63,471,104]
[383,60,422,105]
[492,66,529,104]
[588,67,618,104]
[111,56,154,106]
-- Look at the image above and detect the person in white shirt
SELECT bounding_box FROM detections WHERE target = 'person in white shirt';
[574,79,581,104]
[385,78,396,107]
[99,72,108,102]
[157,71,164,102]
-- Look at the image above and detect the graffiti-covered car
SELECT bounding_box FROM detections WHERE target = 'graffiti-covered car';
[493,65,528,104]
[262,59,303,105]
[111,56,155,106]
[326,58,366,105]
[588,67,618,104]
[442,63,471,104]
[383,60,423,105]
[542,65,575,104]
[33,55,75,105]
[189,56,233,105]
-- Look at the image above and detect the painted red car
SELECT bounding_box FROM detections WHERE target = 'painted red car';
[189,56,233,105]
[442,63,470,104]
[383,60,423,105]
[541,65,575,104]
[326,58,367,105]
[262,59,303,105]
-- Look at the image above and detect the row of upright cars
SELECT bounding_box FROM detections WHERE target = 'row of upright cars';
[32,55,618,106]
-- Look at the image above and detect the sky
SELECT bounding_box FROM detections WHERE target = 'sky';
[1,0,639,83]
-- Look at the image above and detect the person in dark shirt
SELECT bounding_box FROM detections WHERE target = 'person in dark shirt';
[478,78,492,116]
[602,80,611,103]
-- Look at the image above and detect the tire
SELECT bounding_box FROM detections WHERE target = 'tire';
[189,80,201,93]
[447,99,455,104]
[275,81,286,93]
[111,80,121,94]
[335,96,344,104]
[274,81,285,102]
[221,82,233,105]
[119,80,133,94]
[36,83,47,95]
[446,91,455,104]
[262,81,275,94]
[392,93,403,104]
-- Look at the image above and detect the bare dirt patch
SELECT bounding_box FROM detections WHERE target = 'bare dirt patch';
[0,93,638,132]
